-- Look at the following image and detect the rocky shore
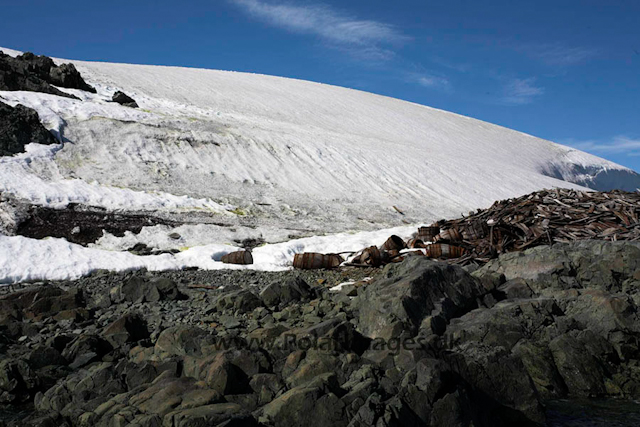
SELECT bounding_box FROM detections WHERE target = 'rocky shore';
[1,240,640,426]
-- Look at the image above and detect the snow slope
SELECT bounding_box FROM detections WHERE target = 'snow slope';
[2,48,638,229]
[1,47,639,283]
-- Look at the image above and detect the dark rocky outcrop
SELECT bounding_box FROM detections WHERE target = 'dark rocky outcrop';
[2,241,640,426]
[112,91,138,108]
[0,101,57,156]
[0,51,96,99]
[14,202,177,246]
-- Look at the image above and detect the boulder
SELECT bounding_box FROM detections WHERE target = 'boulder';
[117,276,182,303]
[214,289,262,313]
[164,403,252,427]
[49,63,95,93]
[28,346,68,369]
[154,326,209,358]
[61,334,113,369]
[112,91,139,108]
[35,362,125,415]
[103,313,150,348]
[23,288,85,320]
[183,348,270,394]
[353,257,486,340]
[127,374,222,417]
[260,277,313,308]
[0,359,39,403]
[0,101,57,156]
[249,373,285,405]
[260,373,347,427]
[548,330,617,397]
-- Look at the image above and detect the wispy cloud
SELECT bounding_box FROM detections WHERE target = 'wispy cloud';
[516,43,597,66]
[565,136,640,156]
[500,78,544,105]
[229,0,410,61]
[414,73,451,90]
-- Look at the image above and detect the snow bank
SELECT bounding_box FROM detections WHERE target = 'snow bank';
[0,225,416,284]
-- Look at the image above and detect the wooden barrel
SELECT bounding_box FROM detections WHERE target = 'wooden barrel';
[359,246,382,267]
[380,249,403,264]
[380,235,406,251]
[425,244,465,259]
[293,253,343,269]
[407,238,426,249]
[418,226,440,242]
[461,221,488,241]
[221,250,253,265]
[434,228,462,243]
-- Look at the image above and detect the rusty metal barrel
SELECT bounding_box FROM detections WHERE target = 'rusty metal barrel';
[221,250,253,265]
[293,253,343,269]
[434,228,462,243]
[425,243,465,259]
[380,235,406,251]
[418,226,440,242]
[359,246,382,267]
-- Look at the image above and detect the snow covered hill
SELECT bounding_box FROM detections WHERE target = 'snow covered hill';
[1,46,639,282]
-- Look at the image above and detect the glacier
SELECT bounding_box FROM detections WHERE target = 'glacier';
[1,46,638,283]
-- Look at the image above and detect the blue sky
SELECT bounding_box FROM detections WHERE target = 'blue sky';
[1,0,639,171]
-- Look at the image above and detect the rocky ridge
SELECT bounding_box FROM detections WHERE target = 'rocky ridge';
[0,51,95,99]
[1,240,640,426]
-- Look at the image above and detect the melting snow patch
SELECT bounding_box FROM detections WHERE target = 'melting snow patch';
[0,226,417,284]
[330,281,356,292]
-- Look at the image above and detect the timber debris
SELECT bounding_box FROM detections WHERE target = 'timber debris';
[294,189,640,269]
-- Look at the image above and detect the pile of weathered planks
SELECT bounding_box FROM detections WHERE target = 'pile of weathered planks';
[432,188,640,265]
[291,189,640,269]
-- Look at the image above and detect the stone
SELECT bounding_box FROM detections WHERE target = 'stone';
[214,289,263,313]
[154,326,209,357]
[260,277,313,308]
[164,403,250,427]
[0,101,57,156]
[103,313,150,348]
[112,91,139,108]
[548,330,615,397]
[249,373,284,405]
[118,277,182,303]
[48,63,96,93]
[61,334,113,367]
[183,348,269,394]
[0,359,38,401]
[353,257,486,340]
[261,373,347,427]
[28,345,68,369]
